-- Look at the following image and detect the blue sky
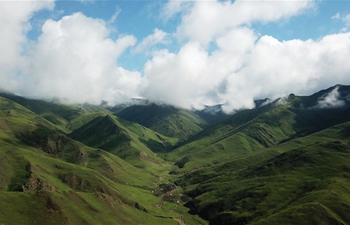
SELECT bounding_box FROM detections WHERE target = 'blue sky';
[1,0,350,112]
[25,0,350,71]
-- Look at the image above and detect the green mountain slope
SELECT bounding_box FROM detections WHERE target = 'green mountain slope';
[167,85,350,173]
[167,84,350,224]
[69,114,178,170]
[0,91,109,132]
[0,95,206,225]
[179,121,350,225]
[116,103,208,140]
[2,84,350,225]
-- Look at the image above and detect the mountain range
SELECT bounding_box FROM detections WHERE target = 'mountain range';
[0,84,350,225]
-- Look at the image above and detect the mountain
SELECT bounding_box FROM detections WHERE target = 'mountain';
[178,121,350,224]
[69,114,178,170]
[0,95,206,225]
[166,84,350,224]
[115,103,209,141]
[1,84,350,225]
[0,91,109,132]
[193,104,230,125]
[167,85,350,173]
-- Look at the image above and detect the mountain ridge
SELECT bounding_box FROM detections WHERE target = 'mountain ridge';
[1,84,350,224]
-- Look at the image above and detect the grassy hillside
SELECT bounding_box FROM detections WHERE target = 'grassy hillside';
[116,103,208,141]
[69,114,178,171]
[167,85,350,173]
[178,121,350,224]
[2,85,350,225]
[0,96,207,225]
[0,91,109,132]
[167,85,350,224]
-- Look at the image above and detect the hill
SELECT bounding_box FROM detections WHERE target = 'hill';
[1,84,350,225]
[166,84,350,224]
[166,85,350,173]
[69,114,178,170]
[178,121,350,224]
[115,103,209,141]
[0,95,206,225]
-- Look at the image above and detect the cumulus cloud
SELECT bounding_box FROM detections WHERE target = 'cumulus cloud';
[138,0,350,113]
[142,29,350,113]
[133,28,168,54]
[5,11,141,105]
[2,0,350,114]
[317,87,345,108]
[0,0,54,88]
[175,0,315,44]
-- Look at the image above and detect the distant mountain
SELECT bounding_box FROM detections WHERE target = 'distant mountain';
[116,103,209,141]
[254,98,271,108]
[168,84,350,172]
[193,104,230,125]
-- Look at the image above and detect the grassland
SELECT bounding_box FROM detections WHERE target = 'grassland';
[0,95,207,225]
[1,85,350,225]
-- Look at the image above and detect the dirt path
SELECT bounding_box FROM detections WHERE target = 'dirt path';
[173,217,186,225]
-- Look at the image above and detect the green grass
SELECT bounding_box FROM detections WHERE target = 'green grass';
[0,96,208,225]
[2,85,350,225]
[116,103,208,140]
[177,121,350,224]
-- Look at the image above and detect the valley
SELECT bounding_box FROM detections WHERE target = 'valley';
[1,85,350,224]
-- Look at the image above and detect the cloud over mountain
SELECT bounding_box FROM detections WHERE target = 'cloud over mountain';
[1,0,350,113]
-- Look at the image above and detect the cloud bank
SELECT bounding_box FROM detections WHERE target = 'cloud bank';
[317,87,346,108]
[1,0,350,113]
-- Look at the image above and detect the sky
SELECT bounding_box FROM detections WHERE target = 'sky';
[1,0,350,113]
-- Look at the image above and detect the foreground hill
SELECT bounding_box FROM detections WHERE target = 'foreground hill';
[167,84,350,224]
[178,121,350,224]
[0,95,206,225]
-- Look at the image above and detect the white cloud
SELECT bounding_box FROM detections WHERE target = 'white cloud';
[175,0,315,45]
[142,29,350,113]
[108,7,121,25]
[161,0,193,21]
[134,28,168,54]
[2,0,350,114]
[16,12,141,105]
[332,13,341,20]
[332,12,350,31]
[0,0,54,88]
[317,87,345,108]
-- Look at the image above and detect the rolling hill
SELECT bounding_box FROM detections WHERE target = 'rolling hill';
[166,84,350,224]
[115,103,213,141]
[1,84,350,225]
[0,95,206,225]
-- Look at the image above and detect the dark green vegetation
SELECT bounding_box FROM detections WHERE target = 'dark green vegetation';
[1,84,350,225]
[116,103,210,141]
[166,84,350,224]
